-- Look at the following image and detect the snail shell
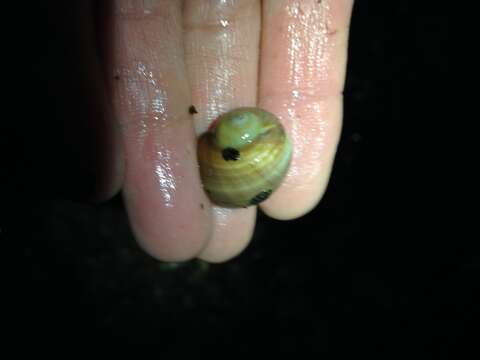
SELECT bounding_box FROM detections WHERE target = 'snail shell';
[197,107,292,208]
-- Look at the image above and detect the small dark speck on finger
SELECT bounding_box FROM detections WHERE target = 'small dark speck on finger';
[189,105,198,114]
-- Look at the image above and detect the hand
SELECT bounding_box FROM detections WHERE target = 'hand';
[94,0,354,262]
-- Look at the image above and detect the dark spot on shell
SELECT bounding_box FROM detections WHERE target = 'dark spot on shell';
[222,147,240,161]
[200,203,204,209]
[114,75,120,80]
[249,189,273,206]
[189,105,198,114]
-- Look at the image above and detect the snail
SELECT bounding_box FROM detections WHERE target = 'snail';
[197,107,292,208]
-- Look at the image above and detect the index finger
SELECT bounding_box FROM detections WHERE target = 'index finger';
[258,0,354,219]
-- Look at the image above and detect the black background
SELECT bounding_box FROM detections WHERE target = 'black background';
[2,0,467,355]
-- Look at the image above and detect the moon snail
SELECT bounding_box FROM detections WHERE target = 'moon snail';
[197,107,292,208]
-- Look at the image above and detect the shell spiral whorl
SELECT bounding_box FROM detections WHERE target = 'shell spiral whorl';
[197,107,292,208]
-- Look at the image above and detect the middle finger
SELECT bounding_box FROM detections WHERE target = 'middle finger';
[184,0,261,262]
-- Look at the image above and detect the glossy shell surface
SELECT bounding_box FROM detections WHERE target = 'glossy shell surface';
[197,107,292,208]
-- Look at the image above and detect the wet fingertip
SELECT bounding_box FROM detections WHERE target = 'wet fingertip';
[197,207,257,263]
[261,197,318,221]
[123,193,214,262]
[260,175,331,220]
[197,235,251,263]
[134,227,212,263]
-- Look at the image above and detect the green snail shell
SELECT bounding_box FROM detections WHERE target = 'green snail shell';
[197,107,292,208]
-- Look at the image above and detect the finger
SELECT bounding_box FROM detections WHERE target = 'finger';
[64,0,125,201]
[106,0,212,261]
[258,0,354,219]
[196,207,256,263]
[183,0,261,262]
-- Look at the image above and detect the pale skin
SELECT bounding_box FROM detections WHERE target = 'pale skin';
[94,0,354,262]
